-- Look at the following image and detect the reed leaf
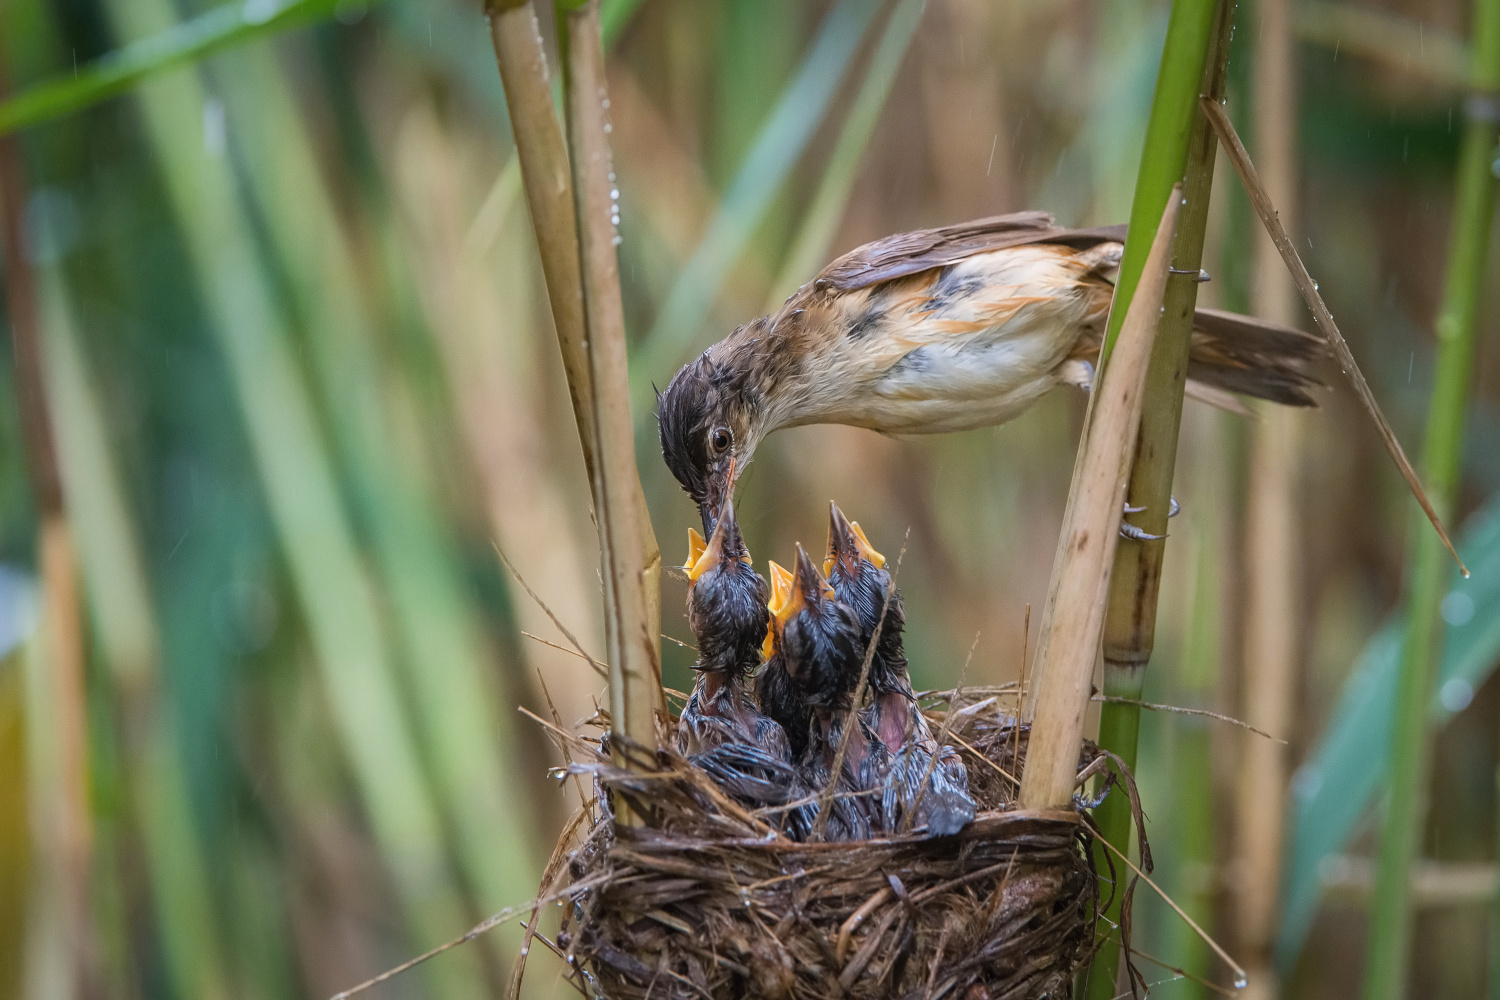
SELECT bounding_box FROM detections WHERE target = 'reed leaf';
[217,40,541,936]
[0,0,349,137]
[1278,490,1500,967]
[102,1,489,992]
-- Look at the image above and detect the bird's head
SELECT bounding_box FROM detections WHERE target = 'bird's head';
[825,503,907,686]
[776,543,862,708]
[683,500,769,676]
[658,349,760,534]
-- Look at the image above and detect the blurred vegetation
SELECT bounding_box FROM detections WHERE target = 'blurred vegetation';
[0,0,1498,999]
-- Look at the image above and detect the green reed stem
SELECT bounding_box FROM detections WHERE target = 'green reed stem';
[1086,1,1230,995]
[1363,0,1500,993]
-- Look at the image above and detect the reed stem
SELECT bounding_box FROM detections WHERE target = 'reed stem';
[0,89,97,997]
[559,0,662,759]
[1236,0,1302,993]
[1087,1,1230,993]
[1019,189,1181,812]
[1363,0,1500,992]
[486,0,663,762]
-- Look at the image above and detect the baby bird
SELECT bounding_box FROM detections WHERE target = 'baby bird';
[775,543,887,840]
[755,560,810,760]
[825,504,974,837]
[676,502,809,836]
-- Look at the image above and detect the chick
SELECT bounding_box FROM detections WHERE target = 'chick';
[825,503,974,837]
[755,560,810,760]
[676,502,809,837]
[775,543,887,840]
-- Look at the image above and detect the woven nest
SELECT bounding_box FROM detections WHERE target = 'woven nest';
[523,689,1141,1000]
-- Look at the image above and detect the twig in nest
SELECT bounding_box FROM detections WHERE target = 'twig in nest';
[1091,694,1287,743]
[496,542,608,676]
[811,532,910,841]
[1200,95,1466,577]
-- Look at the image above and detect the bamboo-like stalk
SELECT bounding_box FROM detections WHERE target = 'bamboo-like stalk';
[1201,98,1466,575]
[1019,188,1181,812]
[485,0,664,755]
[559,0,660,758]
[0,102,97,999]
[1363,0,1500,992]
[1235,0,1302,994]
[1086,2,1231,992]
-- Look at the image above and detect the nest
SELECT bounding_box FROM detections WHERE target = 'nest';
[524,690,1138,1000]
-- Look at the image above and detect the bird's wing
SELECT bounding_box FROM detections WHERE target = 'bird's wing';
[812,212,1129,293]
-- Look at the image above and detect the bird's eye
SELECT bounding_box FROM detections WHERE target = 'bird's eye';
[709,427,732,454]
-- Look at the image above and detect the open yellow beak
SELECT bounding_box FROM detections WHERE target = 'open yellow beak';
[683,527,708,577]
[826,501,887,575]
[761,560,793,660]
[849,521,885,568]
[686,504,751,583]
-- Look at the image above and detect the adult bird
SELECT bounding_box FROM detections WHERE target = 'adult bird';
[824,503,974,837]
[676,501,810,837]
[658,211,1327,529]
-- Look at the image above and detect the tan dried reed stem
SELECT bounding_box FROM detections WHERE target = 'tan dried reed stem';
[1235,0,1301,993]
[0,102,97,995]
[560,0,660,755]
[485,0,664,758]
[1019,189,1182,809]
[1200,96,1466,577]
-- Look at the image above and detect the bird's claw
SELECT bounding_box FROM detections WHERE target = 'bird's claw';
[1119,495,1180,541]
[1119,522,1166,542]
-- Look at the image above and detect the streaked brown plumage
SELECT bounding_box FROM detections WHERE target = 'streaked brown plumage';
[659,211,1328,526]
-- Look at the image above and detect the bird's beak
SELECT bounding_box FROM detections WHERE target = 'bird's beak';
[825,501,886,576]
[687,499,749,583]
[789,542,835,618]
[699,455,741,536]
[683,527,707,575]
[762,559,793,659]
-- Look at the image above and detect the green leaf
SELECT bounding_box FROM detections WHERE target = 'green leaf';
[0,0,652,139]
[1278,489,1500,970]
[0,0,346,137]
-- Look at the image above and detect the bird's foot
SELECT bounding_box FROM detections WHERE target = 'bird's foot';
[1119,496,1180,541]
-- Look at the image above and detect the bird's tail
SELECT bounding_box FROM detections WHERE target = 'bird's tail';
[1186,307,1327,408]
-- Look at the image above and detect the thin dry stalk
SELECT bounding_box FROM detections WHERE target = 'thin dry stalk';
[1019,190,1182,809]
[561,0,660,757]
[0,113,97,995]
[1235,1,1301,993]
[485,0,664,759]
[1200,96,1467,577]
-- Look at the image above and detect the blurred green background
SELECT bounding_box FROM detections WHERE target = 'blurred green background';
[1,0,1498,998]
